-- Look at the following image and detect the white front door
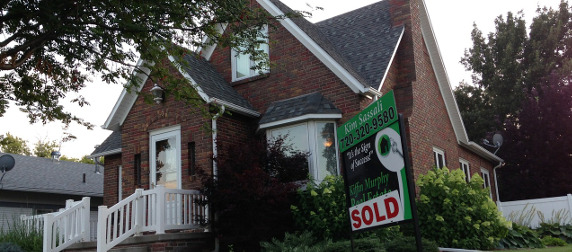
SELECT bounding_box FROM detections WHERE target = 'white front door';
[150,126,181,189]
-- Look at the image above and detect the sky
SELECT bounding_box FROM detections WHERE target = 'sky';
[0,0,563,159]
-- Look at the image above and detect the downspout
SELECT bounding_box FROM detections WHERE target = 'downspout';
[210,103,225,252]
[211,104,225,179]
[493,161,505,203]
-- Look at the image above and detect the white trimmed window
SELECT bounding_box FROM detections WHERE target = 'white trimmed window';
[231,26,269,81]
[460,159,470,183]
[267,121,339,182]
[481,168,492,197]
[433,147,445,168]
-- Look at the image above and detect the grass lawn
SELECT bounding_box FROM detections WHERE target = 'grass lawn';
[500,244,572,251]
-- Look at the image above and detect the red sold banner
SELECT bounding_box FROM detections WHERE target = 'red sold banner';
[349,189,403,231]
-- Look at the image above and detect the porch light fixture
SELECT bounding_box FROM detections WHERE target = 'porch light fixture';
[150,83,164,104]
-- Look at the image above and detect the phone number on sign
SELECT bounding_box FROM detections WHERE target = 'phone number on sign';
[340,106,396,149]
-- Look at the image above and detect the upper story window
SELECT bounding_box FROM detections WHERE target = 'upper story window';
[480,168,492,197]
[267,121,339,183]
[433,147,445,169]
[231,26,269,81]
[459,159,470,183]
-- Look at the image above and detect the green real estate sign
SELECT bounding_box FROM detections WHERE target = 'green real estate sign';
[337,90,413,232]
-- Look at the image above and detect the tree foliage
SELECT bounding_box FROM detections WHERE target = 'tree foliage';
[0,132,31,155]
[33,139,59,158]
[456,1,572,141]
[200,137,308,251]
[498,75,572,200]
[457,1,572,200]
[0,0,305,127]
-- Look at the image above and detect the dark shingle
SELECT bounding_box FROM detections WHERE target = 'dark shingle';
[272,0,403,90]
[259,92,341,125]
[0,152,103,197]
[181,54,255,111]
[316,1,403,89]
[91,130,121,156]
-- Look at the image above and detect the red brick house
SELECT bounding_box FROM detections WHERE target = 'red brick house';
[91,0,503,210]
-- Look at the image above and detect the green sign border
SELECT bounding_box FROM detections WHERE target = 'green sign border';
[337,90,398,153]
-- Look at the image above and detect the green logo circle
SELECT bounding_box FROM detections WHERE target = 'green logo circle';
[378,135,391,156]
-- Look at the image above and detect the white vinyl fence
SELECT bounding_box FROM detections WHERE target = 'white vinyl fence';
[497,194,572,228]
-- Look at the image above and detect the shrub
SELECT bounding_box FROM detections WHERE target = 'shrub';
[0,219,42,252]
[384,236,439,252]
[290,175,349,241]
[260,231,327,252]
[541,236,567,247]
[0,242,24,252]
[498,223,543,249]
[201,137,308,251]
[324,237,384,252]
[536,223,572,243]
[416,167,510,250]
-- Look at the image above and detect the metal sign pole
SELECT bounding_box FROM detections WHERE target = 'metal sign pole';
[398,114,423,252]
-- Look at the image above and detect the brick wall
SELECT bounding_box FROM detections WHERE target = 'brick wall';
[385,0,497,199]
[208,13,367,127]
[103,153,121,206]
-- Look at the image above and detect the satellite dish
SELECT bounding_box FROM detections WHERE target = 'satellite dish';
[0,154,15,172]
[492,133,503,148]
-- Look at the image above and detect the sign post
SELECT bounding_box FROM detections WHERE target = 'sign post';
[337,90,421,250]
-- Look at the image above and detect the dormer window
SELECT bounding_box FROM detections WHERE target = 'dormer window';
[231,26,269,81]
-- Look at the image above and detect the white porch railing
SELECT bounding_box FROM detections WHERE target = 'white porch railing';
[20,197,91,252]
[96,186,208,252]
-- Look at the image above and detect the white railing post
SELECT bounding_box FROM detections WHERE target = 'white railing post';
[43,213,53,252]
[134,189,144,236]
[81,197,90,242]
[156,186,166,234]
[97,205,108,252]
[567,194,572,222]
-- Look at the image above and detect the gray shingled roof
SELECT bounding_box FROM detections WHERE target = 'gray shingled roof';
[259,92,341,126]
[181,54,255,111]
[272,0,403,90]
[90,129,121,157]
[315,1,403,89]
[0,153,103,197]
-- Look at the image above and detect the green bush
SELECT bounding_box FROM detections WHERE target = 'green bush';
[498,223,543,249]
[0,242,25,252]
[384,236,439,252]
[416,167,510,250]
[260,231,328,252]
[536,223,572,243]
[323,237,384,252]
[291,175,349,241]
[541,236,567,247]
[0,219,42,252]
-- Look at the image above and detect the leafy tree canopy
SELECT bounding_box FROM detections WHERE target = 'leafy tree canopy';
[457,0,572,141]
[33,139,59,158]
[0,0,305,127]
[498,75,572,200]
[0,132,31,155]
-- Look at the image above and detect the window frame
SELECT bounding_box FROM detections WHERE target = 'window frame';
[149,125,182,189]
[459,159,470,183]
[231,26,269,82]
[481,167,492,198]
[432,147,446,168]
[266,121,340,183]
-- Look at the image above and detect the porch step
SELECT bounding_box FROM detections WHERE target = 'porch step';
[110,247,148,252]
